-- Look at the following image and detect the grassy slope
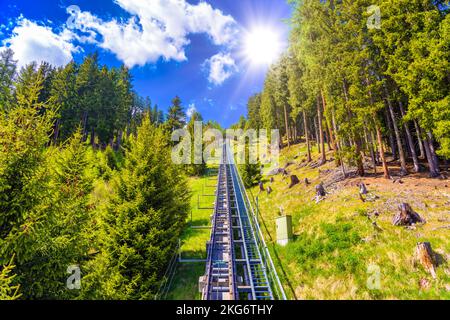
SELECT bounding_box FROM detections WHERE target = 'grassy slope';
[166,171,217,300]
[249,143,450,300]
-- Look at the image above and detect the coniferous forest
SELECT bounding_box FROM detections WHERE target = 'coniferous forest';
[0,50,202,299]
[0,0,449,303]
[238,0,449,180]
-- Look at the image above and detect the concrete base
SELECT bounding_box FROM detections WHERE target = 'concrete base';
[277,239,290,247]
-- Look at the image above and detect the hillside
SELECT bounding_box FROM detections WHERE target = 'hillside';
[247,143,450,300]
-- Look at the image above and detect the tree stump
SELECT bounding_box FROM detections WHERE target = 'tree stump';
[415,242,437,279]
[316,183,326,197]
[392,203,425,226]
[289,175,300,188]
[359,183,368,195]
[267,186,273,195]
[259,181,265,192]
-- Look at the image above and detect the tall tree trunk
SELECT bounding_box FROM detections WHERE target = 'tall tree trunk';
[90,128,96,148]
[414,120,426,159]
[371,130,380,164]
[317,96,326,164]
[293,124,297,144]
[384,87,408,175]
[321,90,337,151]
[325,122,332,151]
[399,101,420,173]
[53,118,61,145]
[82,111,88,142]
[385,108,397,159]
[375,121,390,179]
[117,130,123,151]
[314,116,320,154]
[303,110,312,162]
[423,136,440,177]
[364,125,377,174]
[331,108,342,166]
[283,104,290,148]
[425,132,440,177]
[355,138,365,176]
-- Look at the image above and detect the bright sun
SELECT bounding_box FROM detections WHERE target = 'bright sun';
[244,27,282,66]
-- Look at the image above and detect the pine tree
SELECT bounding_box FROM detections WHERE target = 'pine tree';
[241,143,262,188]
[0,63,53,251]
[76,54,100,143]
[246,93,262,130]
[186,111,207,176]
[287,52,312,162]
[260,68,279,134]
[0,48,17,112]
[49,61,79,143]
[83,114,190,299]
[273,55,292,147]
[166,96,186,132]
[0,65,55,298]
[19,130,96,299]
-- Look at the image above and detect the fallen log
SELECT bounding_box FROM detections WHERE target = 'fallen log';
[289,175,300,189]
[415,242,437,279]
[392,203,425,226]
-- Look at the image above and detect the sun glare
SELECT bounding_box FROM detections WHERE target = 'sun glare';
[244,27,282,66]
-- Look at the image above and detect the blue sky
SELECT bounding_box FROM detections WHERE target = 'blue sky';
[0,0,293,127]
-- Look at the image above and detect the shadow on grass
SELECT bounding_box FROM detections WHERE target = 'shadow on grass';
[270,243,298,300]
[166,263,205,300]
[189,218,211,227]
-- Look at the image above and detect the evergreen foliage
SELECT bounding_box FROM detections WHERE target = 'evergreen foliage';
[0,49,191,300]
[81,114,190,300]
[240,0,449,178]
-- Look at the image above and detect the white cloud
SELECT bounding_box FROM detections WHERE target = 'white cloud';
[70,0,238,68]
[186,103,197,118]
[1,18,78,68]
[204,52,238,86]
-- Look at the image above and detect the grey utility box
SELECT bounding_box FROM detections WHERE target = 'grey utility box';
[276,215,293,246]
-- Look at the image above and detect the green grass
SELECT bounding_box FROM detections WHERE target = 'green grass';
[249,143,450,300]
[166,147,450,300]
[165,263,205,300]
[165,169,217,300]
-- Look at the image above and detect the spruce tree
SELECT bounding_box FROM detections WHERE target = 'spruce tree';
[187,111,207,176]
[246,93,262,130]
[83,114,190,299]
[166,96,186,132]
[0,48,17,112]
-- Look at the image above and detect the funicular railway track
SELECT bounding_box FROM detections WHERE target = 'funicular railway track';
[201,142,285,300]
